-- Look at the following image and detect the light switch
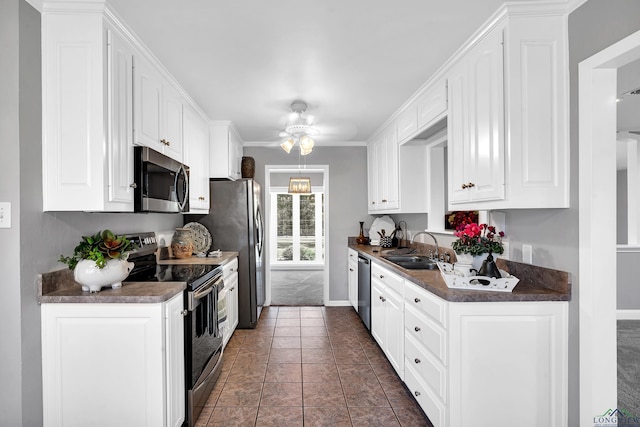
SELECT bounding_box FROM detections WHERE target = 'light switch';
[0,202,10,228]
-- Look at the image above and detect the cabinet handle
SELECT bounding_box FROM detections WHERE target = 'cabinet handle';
[414,391,421,397]
[461,182,476,189]
[161,138,167,145]
[414,358,421,364]
[381,199,387,203]
[199,196,205,201]
[129,182,137,189]
[414,326,421,332]
[414,298,420,303]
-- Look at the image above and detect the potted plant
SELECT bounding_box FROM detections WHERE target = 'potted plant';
[59,230,135,293]
[451,223,505,277]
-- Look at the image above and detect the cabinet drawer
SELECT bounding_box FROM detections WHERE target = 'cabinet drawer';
[372,263,404,296]
[404,283,447,328]
[405,304,447,365]
[405,332,447,403]
[223,258,238,279]
[404,362,446,427]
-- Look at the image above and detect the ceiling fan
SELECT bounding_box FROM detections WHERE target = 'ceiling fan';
[279,100,319,155]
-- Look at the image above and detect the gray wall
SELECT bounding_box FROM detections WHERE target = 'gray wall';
[244,146,371,302]
[1,1,183,424]
[618,170,628,244]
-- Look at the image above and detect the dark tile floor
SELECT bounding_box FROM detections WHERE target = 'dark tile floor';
[195,306,433,426]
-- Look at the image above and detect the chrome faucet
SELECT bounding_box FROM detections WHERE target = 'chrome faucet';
[411,231,439,260]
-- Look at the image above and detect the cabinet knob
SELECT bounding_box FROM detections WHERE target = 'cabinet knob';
[129,182,137,189]
[199,196,205,201]
[414,358,421,364]
[379,275,384,279]
[381,296,386,302]
[414,298,420,303]
[381,199,387,203]
[181,310,188,317]
[161,138,167,145]
[349,268,354,272]
[414,326,421,332]
[414,391,421,397]
[461,182,476,189]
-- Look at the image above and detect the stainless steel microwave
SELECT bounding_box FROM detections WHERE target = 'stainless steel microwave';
[134,146,189,213]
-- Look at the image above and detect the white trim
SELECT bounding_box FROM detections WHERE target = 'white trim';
[324,300,352,307]
[578,27,640,426]
[264,165,330,307]
[617,310,640,320]
[617,245,640,253]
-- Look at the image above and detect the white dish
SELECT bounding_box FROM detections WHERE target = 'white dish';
[183,222,212,254]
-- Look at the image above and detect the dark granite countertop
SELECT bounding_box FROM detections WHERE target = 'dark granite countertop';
[38,251,240,304]
[349,238,570,302]
[38,268,185,304]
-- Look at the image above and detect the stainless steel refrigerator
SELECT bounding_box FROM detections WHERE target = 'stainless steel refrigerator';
[186,179,264,328]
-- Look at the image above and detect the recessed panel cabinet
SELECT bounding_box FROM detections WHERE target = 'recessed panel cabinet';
[42,15,135,211]
[184,105,210,212]
[447,11,569,209]
[367,128,399,212]
[210,121,243,180]
[41,294,185,427]
[348,249,358,310]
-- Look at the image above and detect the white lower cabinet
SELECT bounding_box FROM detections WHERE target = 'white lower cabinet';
[403,282,568,427]
[222,257,239,346]
[371,263,404,378]
[41,294,185,427]
[348,249,358,310]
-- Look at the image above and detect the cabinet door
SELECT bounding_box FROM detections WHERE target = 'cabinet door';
[42,303,166,427]
[367,138,380,211]
[384,287,404,378]
[348,249,358,310]
[107,27,135,209]
[134,56,162,151]
[371,279,386,346]
[165,294,186,427]
[184,106,209,212]
[447,60,471,203]
[466,26,505,202]
[162,83,183,162]
[417,78,447,130]
[228,272,239,334]
[384,129,400,209]
[396,105,418,143]
[228,128,243,180]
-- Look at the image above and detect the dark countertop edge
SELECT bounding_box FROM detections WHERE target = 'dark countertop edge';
[38,281,186,304]
[348,241,571,303]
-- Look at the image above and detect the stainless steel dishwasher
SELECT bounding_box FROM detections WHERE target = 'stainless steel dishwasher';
[357,255,371,330]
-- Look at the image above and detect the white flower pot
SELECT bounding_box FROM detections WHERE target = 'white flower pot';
[74,259,134,293]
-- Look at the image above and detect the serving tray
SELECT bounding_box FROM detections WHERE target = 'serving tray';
[436,262,520,292]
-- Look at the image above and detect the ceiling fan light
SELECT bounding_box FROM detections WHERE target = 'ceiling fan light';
[280,138,296,153]
[300,145,313,156]
[300,135,315,150]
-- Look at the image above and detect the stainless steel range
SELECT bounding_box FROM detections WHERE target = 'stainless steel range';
[124,232,224,427]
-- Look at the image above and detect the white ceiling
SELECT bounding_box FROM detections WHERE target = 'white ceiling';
[105,0,556,146]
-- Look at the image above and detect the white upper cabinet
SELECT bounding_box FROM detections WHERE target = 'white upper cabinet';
[367,126,399,212]
[417,78,448,130]
[447,9,569,209]
[448,24,505,204]
[42,1,206,212]
[184,105,210,213]
[42,12,135,212]
[209,121,243,180]
[133,57,184,163]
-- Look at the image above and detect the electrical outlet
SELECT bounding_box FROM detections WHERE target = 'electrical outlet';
[0,202,11,228]
[522,244,532,264]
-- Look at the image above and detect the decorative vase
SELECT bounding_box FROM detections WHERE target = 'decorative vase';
[241,156,255,178]
[171,228,194,259]
[74,259,134,293]
[356,221,370,245]
[477,252,501,279]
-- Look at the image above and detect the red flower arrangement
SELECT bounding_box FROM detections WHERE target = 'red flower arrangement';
[446,210,479,230]
[451,223,505,256]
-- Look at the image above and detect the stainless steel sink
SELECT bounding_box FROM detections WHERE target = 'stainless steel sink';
[381,255,437,270]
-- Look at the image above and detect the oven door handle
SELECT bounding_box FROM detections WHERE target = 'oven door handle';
[192,275,223,302]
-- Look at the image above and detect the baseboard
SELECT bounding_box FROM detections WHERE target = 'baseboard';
[617,309,640,320]
[325,300,352,307]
